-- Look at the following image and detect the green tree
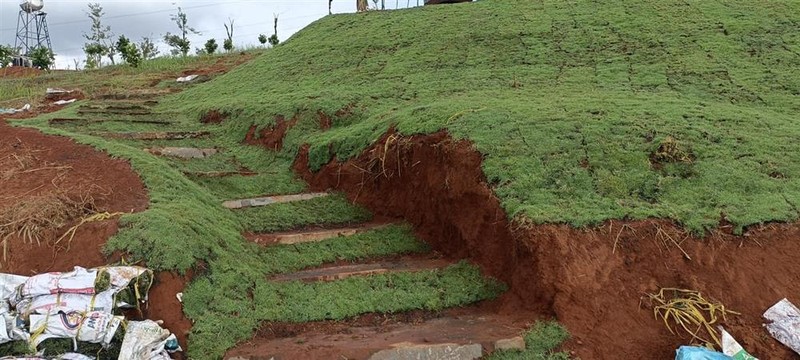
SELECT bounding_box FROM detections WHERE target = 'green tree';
[204,39,218,55]
[116,35,142,67]
[268,14,280,47]
[29,47,54,70]
[163,7,200,57]
[139,36,159,60]
[82,3,113,68]
[223,19,235,52]
[0,45,14,67]
[258,34,267,46]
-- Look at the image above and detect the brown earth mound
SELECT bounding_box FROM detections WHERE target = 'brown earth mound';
[243,115,297,150]
[292,129,800,359]
[200,109,228,124]
[0,66,42,78]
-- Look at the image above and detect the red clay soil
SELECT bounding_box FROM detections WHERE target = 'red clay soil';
[0,66,42,78]
[226,308,532,359]
[291,129,800,359]
[0,120,192,354]
[200,109,228,124]
[318,110,332,130]
[144,271,193,354]
[243,115,298,151]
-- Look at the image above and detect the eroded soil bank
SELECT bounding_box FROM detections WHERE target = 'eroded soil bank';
[291,129,800,359]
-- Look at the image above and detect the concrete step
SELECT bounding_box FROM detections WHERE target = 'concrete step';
[98,131,210,140]
[248,223,393,245]
[50,118,173,125]
[92,91,171,101]
[146,147,218,159]
[270,258,453,282]
[224,313,528,360]
[78,108,152,116]
[222,192,329,209]
[183,170,258,178]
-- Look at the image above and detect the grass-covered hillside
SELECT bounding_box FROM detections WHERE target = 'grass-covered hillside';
[165,0,800,233]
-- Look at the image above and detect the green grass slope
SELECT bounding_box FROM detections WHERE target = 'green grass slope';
[165,0,800,233]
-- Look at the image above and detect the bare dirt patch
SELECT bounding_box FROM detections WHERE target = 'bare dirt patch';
[292,129,800,359]
[243,115,298,151]
[200,109,228,124]
[0,67,42,78]
[226,307,532,359]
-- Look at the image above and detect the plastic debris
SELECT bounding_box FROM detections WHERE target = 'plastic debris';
[176,74,199,83]
[0,265,169,357]
[0,104,31,115]
[719,326,758,359]
[53,99,77,105]
[29,311,122,348]
[1,354,94,360]
[119,320,182,360]
[763,298,800,354]
[175,292,183,303]
[675,346,732,360]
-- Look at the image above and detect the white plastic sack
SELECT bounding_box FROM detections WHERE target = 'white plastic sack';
[1,311,29,344]
[0,355,93,360]
[763,298,800,354]
[53,99,76,105]
[118,320,181,360]
[0,274,28,302]
[176,74,198,83]
[29,311,122,348]
[101,266,150,291]
[15,290,114,317]
[12,267,100,306]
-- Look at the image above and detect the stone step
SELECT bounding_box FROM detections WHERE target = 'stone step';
[92,92,171,101]
[224,313,528,360]
[50,118,173,125]
[78,108,152,116]
[248,223,393,245]
[183,170,258,178]
[222,192,329,209]
[146,147,218,159]
[98,131,210,140]
[270,258,453,282]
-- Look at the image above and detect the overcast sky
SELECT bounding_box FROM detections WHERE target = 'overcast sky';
[0,0,422,69]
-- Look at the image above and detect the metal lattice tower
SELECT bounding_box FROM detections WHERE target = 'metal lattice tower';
[15,1,52,57]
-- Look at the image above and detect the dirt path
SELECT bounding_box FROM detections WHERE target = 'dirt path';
[293,129,800,359]
[226,307,534,359]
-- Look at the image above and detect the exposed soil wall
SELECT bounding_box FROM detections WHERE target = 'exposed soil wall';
[292,130,800,359]
[243,115,297,150]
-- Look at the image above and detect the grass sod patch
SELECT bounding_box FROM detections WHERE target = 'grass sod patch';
[252,261,506,323]
[161,0,800,234]
[0,51,263,106]
[258,223,430,275]
[486,322,571,360]
[236,193,373,233]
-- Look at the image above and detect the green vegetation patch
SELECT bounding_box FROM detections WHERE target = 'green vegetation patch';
[258,224,430,275]
[237,193,373,233]
[487,321,571,360]
[252,262,505,323]
[162,0,800,233]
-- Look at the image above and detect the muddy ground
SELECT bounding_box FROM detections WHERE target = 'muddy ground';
[291,129,800,359]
